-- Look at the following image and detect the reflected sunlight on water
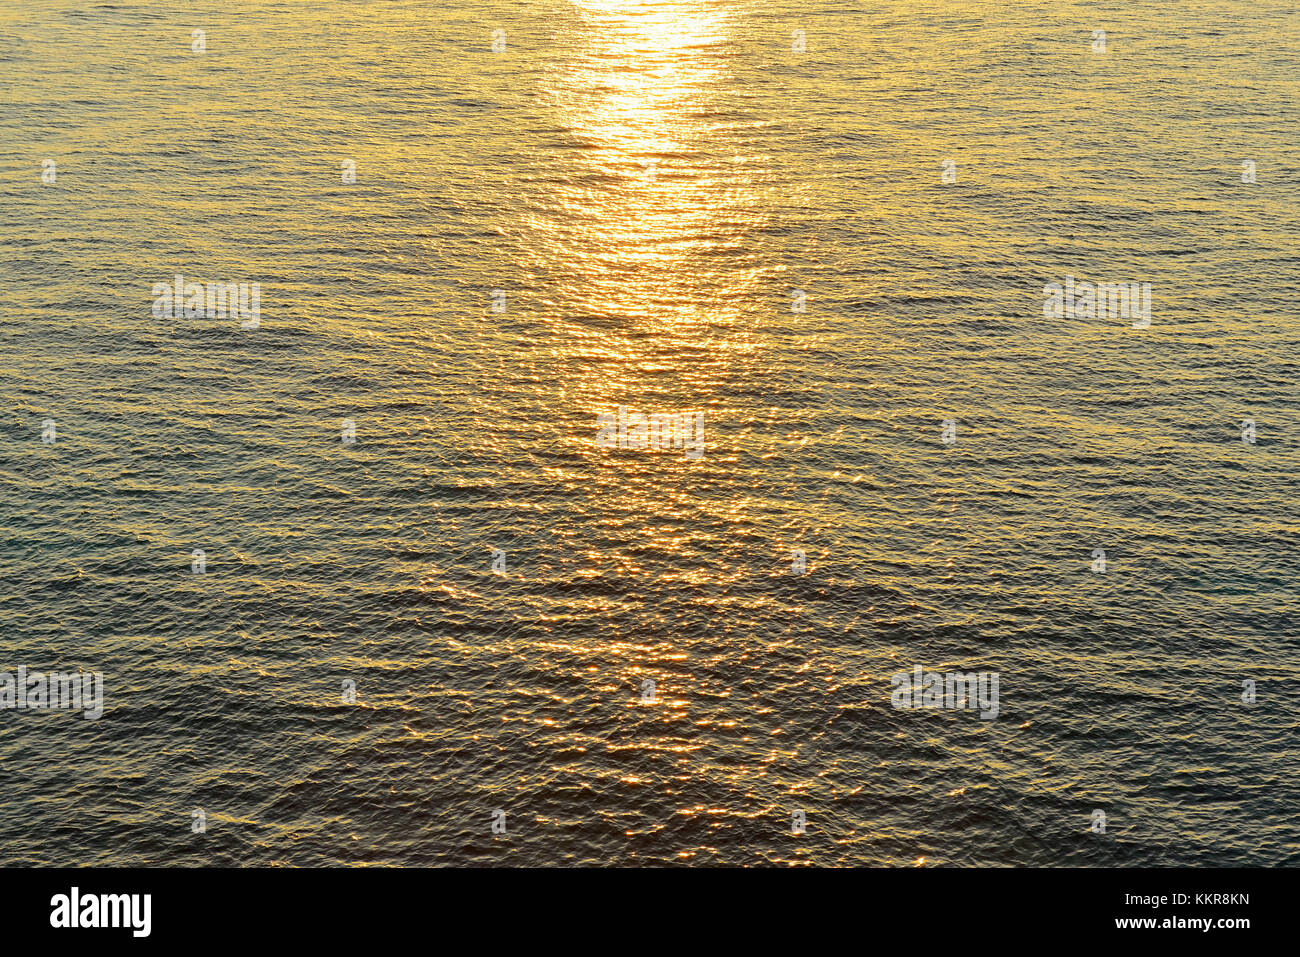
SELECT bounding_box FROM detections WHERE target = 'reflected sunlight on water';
[0,0,1297,866]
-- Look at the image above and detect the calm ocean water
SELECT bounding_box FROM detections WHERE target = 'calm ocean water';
[1,0,1297,866]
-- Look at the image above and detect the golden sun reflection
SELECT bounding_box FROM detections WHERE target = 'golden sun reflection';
[519,0,776,413]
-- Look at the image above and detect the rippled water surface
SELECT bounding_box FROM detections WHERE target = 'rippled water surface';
[1,0,1297,866]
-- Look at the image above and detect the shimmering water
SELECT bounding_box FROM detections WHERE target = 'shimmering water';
[1,0,1297,866]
